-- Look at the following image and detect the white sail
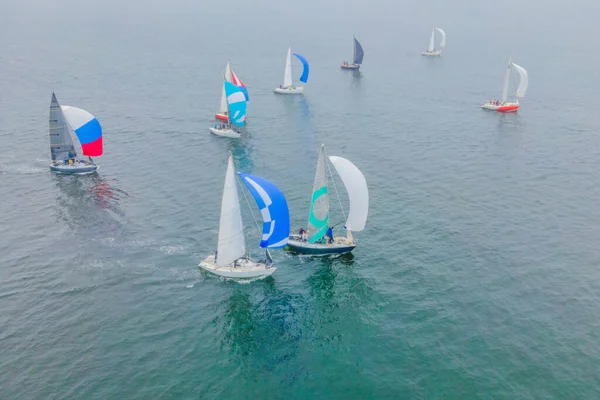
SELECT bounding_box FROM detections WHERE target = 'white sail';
[501,59,511,103]
[216,156,246,266]
[283,47,293,88]
[307,145,329,242]
[428,28,435,52]
[511,63,529,98]
[436,28,446,49]
[49,93,77,161]
[219,62,233,113]
[328,156,369,232]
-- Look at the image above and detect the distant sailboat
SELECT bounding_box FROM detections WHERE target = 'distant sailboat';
[341,36,364,70]
[482,58,529,112]
[210,81,247,138]
[199,155,290,279]
[421,27,446,56]
[287,145,369,255]
[274,47,309,94]
[49,93,103,174]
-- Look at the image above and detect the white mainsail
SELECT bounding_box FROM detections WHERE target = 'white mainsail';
[328,156,369,232]
[512,63,529,98]
[428,28,435,52]
[501,59,512,103]
[219,62,233,114]
[307,145,329,242]
[436,28,446,49]
[49,93,76,161]
[283,47,293,88]
[216,155,246,266]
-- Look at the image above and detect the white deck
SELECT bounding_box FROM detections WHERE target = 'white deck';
[421,50,442,56]
[199,255,276,278]
[274,86,304,94]
[209,127,241,138]
[49,161,98,174]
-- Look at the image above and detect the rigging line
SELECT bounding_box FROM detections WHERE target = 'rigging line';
[237,176,261,235]
[324,148,347,223]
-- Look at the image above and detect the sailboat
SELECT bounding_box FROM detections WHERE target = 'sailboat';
[274,47,309,94]
[199,155,290,279]
[421,27,446,56]
[482,58,529,112]
[340,36,364,70]
[287,145,369,255]
[49,93,103,174]
[209,81,247,138]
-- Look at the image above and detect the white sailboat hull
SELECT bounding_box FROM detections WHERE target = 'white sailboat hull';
[421,50,442,56]
[341,63,360,70]
[199,255,276,278]
[49,162,98,174]
[209,127,241,138]
[274,86,304,95]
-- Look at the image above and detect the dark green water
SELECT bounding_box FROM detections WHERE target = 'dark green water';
[2,0,600,398]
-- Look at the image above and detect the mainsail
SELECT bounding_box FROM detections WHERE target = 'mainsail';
[219,62,233,113]
[224,81,247,126]
[436,28,446,49]
[307,145,329,243]
[216,156,246,266]
[239,173,290,248]
[283,47,293,88]
[353,37,364,65]
[61,106,103,156]
[328,156,369,232]
[293,53,309,83]
[49,93,76,161]
[512,63,529,98]
[428,28,435,52]
[501,59,512,103]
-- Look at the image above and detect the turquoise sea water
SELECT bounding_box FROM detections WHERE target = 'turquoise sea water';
[2,0,600,398]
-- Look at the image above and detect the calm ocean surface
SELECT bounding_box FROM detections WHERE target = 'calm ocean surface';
[2,0,600,398]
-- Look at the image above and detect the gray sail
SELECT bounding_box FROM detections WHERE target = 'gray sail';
[353,38,364,65]
[49,93,76,161]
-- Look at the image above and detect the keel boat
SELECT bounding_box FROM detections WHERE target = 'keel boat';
[48,93,102,174]
[341,36,364,70]
[209,81,247,138]
[421,27,446,56]
[287,145,369,255]
[274,47,309,94]
[482,59,529,112]
[199,156,290,279]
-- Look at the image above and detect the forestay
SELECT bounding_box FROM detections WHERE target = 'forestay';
[239,173,290,248]
[62,106,103,156]
[307,145,329,243]
[511,63,529,98]
[49,93,76,161]
[328,156,369,232]
[292,53,309,83]
[216,156,246,266]
[501,59,512,103]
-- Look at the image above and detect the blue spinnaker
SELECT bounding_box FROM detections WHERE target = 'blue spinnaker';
[224,81,247,126]
[238,173,290,248]
[292,53,309,83]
